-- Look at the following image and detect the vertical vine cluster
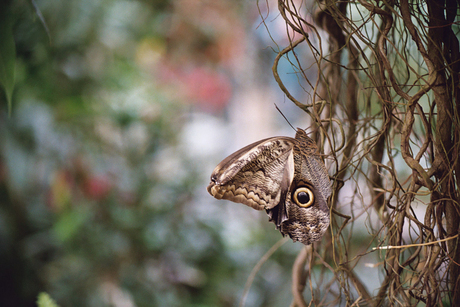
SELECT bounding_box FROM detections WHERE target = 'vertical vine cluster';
[270,0,460,305]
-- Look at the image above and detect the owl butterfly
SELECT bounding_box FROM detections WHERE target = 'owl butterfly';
[207,129,332,245]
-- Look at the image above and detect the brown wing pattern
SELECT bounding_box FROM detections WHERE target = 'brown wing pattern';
[294,129,332,202]
[207,129,332,246]
[207,137,296,210]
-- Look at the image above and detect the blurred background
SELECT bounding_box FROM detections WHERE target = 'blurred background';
[0,0,326,306]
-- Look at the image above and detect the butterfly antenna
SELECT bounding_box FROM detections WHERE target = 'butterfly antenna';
[274,104,296,131]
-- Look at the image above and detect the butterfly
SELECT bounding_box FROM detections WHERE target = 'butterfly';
[207,129,331,245]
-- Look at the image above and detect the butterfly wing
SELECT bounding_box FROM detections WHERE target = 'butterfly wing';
[208,129,332,245]
[276,129,332,244]
[294,129,332,202]
[207,137,296,211]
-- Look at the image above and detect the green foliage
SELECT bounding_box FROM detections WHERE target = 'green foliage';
[37,292,60,307]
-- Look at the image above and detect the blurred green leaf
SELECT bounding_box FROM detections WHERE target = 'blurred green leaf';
[36,292,60,307]
[54,207,90,242]
[0,2,16,115]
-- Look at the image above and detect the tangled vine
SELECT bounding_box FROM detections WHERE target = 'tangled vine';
[264,0,460,306]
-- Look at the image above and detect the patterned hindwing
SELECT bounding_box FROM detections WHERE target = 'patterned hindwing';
[280,178,330,245]
[294,129,332,202]
[207,137,296,210]
[277,129,331,245]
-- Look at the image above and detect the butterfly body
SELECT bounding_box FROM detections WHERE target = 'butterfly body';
[207,129,331,245]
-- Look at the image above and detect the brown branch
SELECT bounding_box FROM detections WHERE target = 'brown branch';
[291,246,310,307]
